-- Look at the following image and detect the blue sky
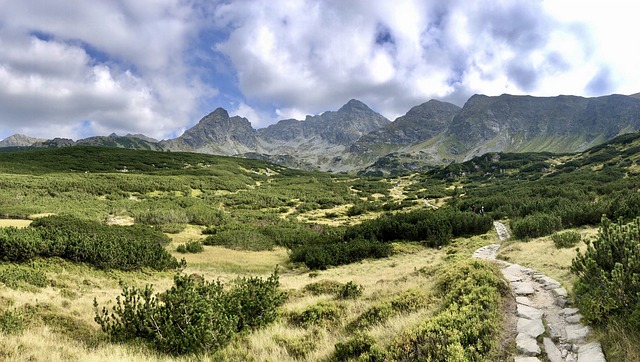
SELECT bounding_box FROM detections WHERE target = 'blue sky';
[0,0,638,141]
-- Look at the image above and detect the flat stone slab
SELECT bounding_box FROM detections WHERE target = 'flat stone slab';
[534,275,561,289]
[517,304,544,320]
[552,287,568,298]
[516,296,535,307]
[517,318,545,338]
[578,342,606,362]
[565,314,583,324]
[516,334,541,356]
[561,307,579,316]
[512,281,536,295]
[543,337,563,362]
[515,357,541,362]
[566,324,590,344]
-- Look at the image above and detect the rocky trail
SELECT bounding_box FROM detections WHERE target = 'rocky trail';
[472,222,606,362]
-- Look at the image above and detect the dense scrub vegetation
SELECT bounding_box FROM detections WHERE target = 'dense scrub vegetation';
[0,215,179,270]
[289,208,492,269]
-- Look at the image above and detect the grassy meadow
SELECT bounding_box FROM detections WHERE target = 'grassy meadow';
[1,139,640,360]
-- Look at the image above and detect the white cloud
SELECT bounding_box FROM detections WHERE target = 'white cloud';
[0,0,210,140]
[214,0,637,121]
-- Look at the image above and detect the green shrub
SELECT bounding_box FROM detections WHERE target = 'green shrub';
[551,230,581,248]
[333,332,377,361]
[158,223,186,234]
[290,238,393,270]
[348,304,394,331]
[227,270,286,332]
[274,330,321,360]
[390,289,431,313]
[0,265,49,290]
[511,213,562,239]
[572,217,640,330]
[336,281,363,300]
[288,301,343,328]
[135,208,189,225]
[177,241,204,254]
[0,227,42,262]
[0,309,24,334]
[30,215,178,271]
[95,269,284,355]
[303,280,343,296]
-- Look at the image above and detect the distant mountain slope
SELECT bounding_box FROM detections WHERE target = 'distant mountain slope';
[5,92,640,174]
[0,134,45,147]
[445,93,640,160]
[28,135,163,151]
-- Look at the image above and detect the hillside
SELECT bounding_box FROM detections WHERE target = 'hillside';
[0,136,639,360]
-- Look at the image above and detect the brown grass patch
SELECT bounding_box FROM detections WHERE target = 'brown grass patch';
[0,219,32,228]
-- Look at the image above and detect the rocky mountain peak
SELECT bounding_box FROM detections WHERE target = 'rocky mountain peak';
[208,107,230,119]
[338,99,371,113]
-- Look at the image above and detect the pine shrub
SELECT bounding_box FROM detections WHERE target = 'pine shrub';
[572,217,640,329]
[551,230,581,248]
[511,213,562,239]
[94,269,284,355]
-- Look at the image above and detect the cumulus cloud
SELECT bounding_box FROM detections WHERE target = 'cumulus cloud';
[213,0,616,121]
[0,0,209,140]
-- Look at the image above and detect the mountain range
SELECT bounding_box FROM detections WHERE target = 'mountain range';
[4,93,640,175]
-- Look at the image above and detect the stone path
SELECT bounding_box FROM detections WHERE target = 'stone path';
[472,222,606,362]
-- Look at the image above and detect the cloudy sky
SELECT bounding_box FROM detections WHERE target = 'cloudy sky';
[0,0,638,141]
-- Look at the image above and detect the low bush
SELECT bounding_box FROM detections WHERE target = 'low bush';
[0,309,24,334]
[30,215,179,271]
[303,280,343,296]
[288,301,344,328]
[348,304,394,331]
[0,216,179,271]
[511,213,562,239]
[333,332,377,361]
[176,241,204,254]
[336,281,363,300]
[551,230,581,248]
[273,330,321,360]
[95,268,284,355]
[572,217,640,330]
[0,265,49,290]
[290,238,393,270]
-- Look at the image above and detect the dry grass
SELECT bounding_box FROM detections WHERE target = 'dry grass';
[0,219,32,228]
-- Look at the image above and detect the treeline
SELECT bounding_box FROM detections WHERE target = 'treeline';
[290,208,493,269]
[0,215,179,270]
